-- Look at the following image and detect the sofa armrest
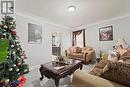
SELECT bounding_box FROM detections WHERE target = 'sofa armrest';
[83,51,88,58]
[72,70,125,87]
[83,50,95,62]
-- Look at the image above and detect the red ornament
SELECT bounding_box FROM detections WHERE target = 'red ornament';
[11,29,17,36]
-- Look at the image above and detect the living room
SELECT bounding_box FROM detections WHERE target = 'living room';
[0,0,130,87]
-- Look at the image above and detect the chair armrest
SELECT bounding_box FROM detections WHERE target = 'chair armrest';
[72,70,125,87]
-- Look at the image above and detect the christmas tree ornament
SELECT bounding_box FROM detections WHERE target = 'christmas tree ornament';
[21,56,24,59]
[9,68,13,71]
[11,29,16,36]
[10,22,13,24]
[15,40,18,42]
[16,43,19,46]
[15,36,20,40]
[11,45,14,48]
[24,69,28,73]
[13,64,16,67]
[4,79,10,84]
[2,33,6,36]
[18,73,20,75]
[4,25,7,28]
[13,51,15,54]
[17,48,20,50]
[16,69,19,72]
[18,57,21,60]
[18,62,21,65]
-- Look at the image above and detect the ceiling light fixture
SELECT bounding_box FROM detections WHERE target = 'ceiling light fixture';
[67,5,76,12]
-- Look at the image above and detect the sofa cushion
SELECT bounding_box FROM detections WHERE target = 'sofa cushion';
[73,47,82,53]
[68,53,83,58]
[68,46,75,53]
[72,46,77,52]
[89,67,103,76]
[108,50,118,62]
[101,62,130,86]
[121,51,130,58]
[81,46,92,53]
[95,58,109,69]
[73,53,83,58]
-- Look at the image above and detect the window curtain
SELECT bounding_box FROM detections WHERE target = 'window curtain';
[72,29,85,47]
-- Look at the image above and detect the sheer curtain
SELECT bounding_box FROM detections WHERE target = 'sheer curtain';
[72,29,85,47]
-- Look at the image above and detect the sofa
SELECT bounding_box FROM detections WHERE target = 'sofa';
[72,49,130,87]
[65,46,96,63]
[72,70,126,87]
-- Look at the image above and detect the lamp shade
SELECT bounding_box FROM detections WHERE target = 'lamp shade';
[116,38,128,48]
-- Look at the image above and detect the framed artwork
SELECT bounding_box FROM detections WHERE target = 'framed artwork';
[99,26,113,41]
[28,23,42,44]
[1,1,14,14]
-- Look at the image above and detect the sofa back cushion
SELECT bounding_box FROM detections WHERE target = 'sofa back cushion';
[73,47,82,53]
[81,46,93,53]
[101,62,130,86]
[115,47,127,57]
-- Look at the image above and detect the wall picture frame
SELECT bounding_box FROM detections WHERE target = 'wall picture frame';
[99,26,113,41]
[28,23,42,44]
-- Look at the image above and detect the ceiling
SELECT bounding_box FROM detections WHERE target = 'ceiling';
[16,0,130,28]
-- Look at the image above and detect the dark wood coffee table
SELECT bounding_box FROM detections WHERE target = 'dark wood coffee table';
[39,59,83,87]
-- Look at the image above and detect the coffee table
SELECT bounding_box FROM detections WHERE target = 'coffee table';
[39,59,83,87]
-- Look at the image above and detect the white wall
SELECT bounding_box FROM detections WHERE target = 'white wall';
[73,15,130,53]
[16,14,71,67]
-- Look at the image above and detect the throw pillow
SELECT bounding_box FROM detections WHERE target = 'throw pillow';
[73,47,77,53]
[76,47,82,53]
[108,50,118,62]
[68,47,74,53]
[115,47,127,56]
[120,51,130,58]
[95,58,109,69]
[73,47,81,53]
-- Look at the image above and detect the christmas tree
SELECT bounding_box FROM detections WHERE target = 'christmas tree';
[0,16,29,86]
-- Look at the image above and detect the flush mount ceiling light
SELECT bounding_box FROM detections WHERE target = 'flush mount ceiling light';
[67,5,76,12]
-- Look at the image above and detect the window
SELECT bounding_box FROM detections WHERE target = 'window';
[72,29,85,47]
